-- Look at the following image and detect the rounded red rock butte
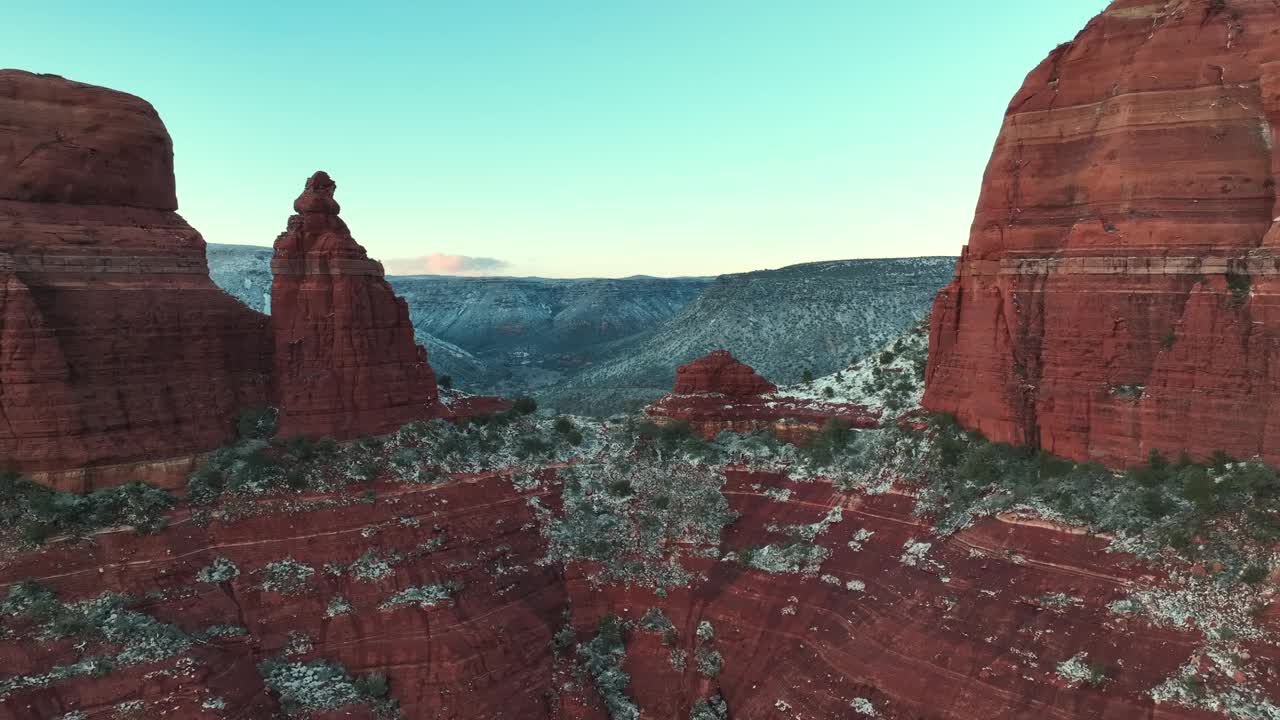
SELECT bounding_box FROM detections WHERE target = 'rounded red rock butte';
[672,350,777,397]
[924,0,1280,468]
[0,69,271,491]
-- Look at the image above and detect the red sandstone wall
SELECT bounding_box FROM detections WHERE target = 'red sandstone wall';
[0,70,271,486]
[924,1,1280,466]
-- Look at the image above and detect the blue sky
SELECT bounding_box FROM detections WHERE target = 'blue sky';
[6,1,1105,277]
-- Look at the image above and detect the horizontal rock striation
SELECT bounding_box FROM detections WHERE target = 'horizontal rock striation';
[924,0,1280,466]
[0,70,271,489]
[0,464,1251,719]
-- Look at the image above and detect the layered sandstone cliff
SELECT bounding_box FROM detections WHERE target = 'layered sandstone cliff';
[924,0,1280,467]
[270,172,442,439]
[0,70,271,490]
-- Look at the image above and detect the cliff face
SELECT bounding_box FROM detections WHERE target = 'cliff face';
[923,0,1280,467]
[270,172,442,439]
[0,70,271,490]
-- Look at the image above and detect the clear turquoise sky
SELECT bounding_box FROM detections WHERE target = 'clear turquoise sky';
[6,1,1104,277]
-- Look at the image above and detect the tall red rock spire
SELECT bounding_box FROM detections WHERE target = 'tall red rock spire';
[270,171,441,439]
[923,0,1280,467]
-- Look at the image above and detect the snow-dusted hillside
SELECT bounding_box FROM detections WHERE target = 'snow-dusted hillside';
[540,258,954,415]
[206,245,953,409]
[777,316,930,413]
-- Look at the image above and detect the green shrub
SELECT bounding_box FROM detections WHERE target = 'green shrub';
[1240,564,1270,584]
[237,406,277,440]
[438,375,453,390]
[577,615,639,720]
[690,693,729,720]
[550,418,586,446]
[517,436,554,460]
[0,475,175,544]
[260,658,343,711]
[695,647,723,677]
[256,559,315,595]
[352,672,389,699]
[1,583,192,689]
[1227,270,1252,306]
[511,396,538,415]
[1181,467,1216,508]
[196,557,240,584]
[636,420,705,458]
[551,618,576,655]
[639,608,675,634]
[1211,450,1234,470]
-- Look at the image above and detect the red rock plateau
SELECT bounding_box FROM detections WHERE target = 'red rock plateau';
[924,0,1280,467]
[271,172,443,440]
[0,70,271,491]
[3,459,1269,719]
[648,351,880,442]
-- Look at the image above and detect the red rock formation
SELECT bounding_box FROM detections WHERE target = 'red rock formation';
[923,1,1280,467]
[270,171,442,439]
[649,351,879,441]
[0,70,271,491]
[673,350,777,397]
